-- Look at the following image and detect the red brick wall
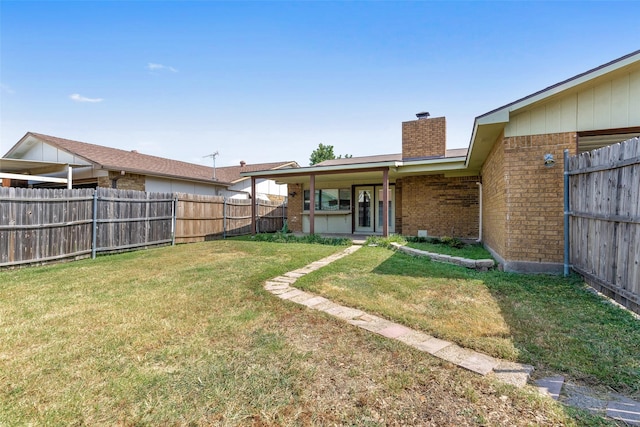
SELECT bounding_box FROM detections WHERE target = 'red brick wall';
[481,132,507,258]
[501,132,576,263]
[287,183,303,232]
[97,172,146,191]
[402,116,446,159]
[401,174,480,238]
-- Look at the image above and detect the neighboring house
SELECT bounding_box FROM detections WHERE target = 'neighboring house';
[1,132,298,200]
[243,50,640,273]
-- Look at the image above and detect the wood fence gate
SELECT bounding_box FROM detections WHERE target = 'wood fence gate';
[567,137,640,314]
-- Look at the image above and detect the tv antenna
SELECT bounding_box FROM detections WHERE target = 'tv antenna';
[203,151,219,180]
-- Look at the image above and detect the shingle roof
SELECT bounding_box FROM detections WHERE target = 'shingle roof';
[314,148,468,167]
[26,133,298,184]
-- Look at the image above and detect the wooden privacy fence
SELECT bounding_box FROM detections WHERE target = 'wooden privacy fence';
[0,187,174,267]
[1,187,286,268]
[568,137,640,314]
[175,193,286,244]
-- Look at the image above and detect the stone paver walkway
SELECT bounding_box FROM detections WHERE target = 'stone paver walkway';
[266,244,640,425]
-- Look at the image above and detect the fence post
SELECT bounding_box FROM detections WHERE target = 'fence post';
[563,149,570,277]
[256,200,260,234]
[223,197,227,239]
[91,190,98,259]
[171,195,177,246]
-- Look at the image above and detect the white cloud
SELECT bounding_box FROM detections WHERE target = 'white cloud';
[147,62,178,73]
[69,93,104,103]
[1,83,15,94]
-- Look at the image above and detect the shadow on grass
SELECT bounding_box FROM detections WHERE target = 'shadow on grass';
[370,251,640,397]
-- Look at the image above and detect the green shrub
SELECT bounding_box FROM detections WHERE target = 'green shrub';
[440,236,465,249]
[250,233,350,246]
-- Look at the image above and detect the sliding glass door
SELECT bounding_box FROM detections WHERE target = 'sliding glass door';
[354,185,394,234]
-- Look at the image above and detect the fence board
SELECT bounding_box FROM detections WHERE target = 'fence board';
[569,137,640,314]
[0,187,94,266]
[2,187,286,267]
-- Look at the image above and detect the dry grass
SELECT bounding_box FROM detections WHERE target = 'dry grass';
[295,245,640,399]
[0,241,610,425]
[296,247,518,360]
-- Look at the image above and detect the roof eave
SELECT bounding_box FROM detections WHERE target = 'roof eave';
[466,49,640,172]
[100,165,233,187]
[241,160,401,178]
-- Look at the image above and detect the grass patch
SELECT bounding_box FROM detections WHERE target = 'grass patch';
[366,235,494,260]
[295,246,640,397]
[0,240,601,425]
[234,232,352,246]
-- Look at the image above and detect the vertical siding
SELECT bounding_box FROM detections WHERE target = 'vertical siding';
[630,69,640,123]
[505,70,639,137]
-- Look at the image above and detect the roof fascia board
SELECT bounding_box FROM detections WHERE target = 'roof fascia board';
[466,51,640,169]
[241,161,400,178]
[10,133,101,168]
[0,172,68,184]
[477,50,640,122]
[398,159,467,174]
[100,165,233,187]
[2,132,33,158]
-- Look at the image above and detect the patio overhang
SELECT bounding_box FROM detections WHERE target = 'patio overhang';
[242,156,469,237]
[0,158,85,188]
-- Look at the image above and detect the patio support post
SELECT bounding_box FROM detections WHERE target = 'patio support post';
[309,174,315,235]
[66,165,72,189]
[251,177,257,235]
[382,169,389,237]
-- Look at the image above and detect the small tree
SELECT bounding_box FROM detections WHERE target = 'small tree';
[309,143,352,165]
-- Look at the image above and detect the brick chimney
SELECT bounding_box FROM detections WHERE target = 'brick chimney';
[240,160,246,167]
[402,113,446,160]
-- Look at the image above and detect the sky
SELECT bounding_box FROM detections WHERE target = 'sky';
[1,1,639,168]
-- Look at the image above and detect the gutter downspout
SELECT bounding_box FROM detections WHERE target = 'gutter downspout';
[563,149,570,277]
[476,182,482,243]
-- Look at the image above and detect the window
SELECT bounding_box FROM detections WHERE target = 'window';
[304,189,351,211]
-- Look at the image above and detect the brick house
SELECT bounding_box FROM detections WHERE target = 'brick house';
[1,132,298,201]
[244,50,640,273]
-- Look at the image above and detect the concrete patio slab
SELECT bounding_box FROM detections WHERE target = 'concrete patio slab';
[395,330,434,347]
[288,292,316,304]
[312,301,340,312]
[325,305,365,320]
[264,282,290,291]
[348,317,394,333]
[491,362,534,388]
[432,344,468,365]
[607,395,640,425]
[299,296,330,307]
[284,271,305,278]
[378,324,413,339]
[561,383,608,415]
[414,337,453,355]
[277,289,305,300]
[536,376,565,400]
[270,276,297,284]
[268,287,294,295]
[458,352,499,376]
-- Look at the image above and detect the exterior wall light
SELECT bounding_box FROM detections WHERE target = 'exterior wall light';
[544,153,555,167]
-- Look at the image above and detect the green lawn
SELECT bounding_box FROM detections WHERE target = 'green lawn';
[404,240,494,260]
[0,241,621,425]
[295,246,640,397]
